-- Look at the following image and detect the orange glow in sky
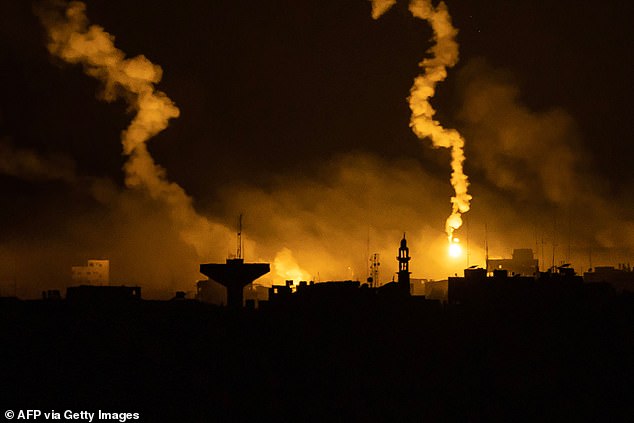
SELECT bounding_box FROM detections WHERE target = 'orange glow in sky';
[448,238,462,258]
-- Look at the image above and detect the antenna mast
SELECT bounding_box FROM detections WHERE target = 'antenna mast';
[552,216,557,271]
[541,235,545,271]
[237,214,243,260]
[366,225,370,281]
[485,223,489,275]
[369,253,380,288]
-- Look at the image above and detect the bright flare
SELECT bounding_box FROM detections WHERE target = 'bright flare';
[448,238,462,257]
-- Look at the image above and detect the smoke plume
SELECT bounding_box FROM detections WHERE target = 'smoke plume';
[371,0,471,243]
[370,0,397,19]
[38,1,232,259]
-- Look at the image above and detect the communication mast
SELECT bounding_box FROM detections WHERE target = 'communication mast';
[368,253,380,288]
[236,214,243,260]
[485,223,489,275]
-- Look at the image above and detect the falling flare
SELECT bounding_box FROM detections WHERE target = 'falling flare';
[448,237,462,258]
[38,1,230,258]
[371,0,472,244]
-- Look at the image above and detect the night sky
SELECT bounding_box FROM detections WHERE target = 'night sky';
[1,0,632,298]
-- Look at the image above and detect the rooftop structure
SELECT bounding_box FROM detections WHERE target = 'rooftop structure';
[584,264,634,292]
[71,259,109,285]
[487,248,539,276]
[66,285,141,304]
[448,265,586,306]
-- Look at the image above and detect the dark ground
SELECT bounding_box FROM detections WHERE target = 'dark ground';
[1,293,632,422]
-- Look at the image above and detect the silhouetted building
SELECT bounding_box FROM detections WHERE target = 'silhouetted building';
[584,264,634,292]
[487,248,539,276]
[410,278,426,296]
[196,279,227,305]
[199,258,270,308]
[172,291,187,301]
[66,285,141,304]
[267,280,298,305]
[244,283,269,308]
[448,265,584,305]
[42,290,61,301]
[421,279,448,302]
[266,236,418,308]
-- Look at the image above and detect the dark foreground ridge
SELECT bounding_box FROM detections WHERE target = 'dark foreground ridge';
[2,286,632,422]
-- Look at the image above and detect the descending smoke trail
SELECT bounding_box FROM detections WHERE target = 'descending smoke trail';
[38,1,230,257]
[370,0,398,19]
[371,0,471,243]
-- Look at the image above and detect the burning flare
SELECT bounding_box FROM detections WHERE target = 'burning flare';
[371,0,472,243]
[38,1,230,258]
[448,237,462,258]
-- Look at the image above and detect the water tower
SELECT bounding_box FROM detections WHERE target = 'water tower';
[199,215,270,308]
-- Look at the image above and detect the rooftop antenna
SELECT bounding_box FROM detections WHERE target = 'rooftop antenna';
[484,223,489,275]
[534,227,539,272]
[541,235,545,271]
[366,225,371,281]
[369,253,380,288]
[588,246,593,271]
[552,216,557,271]
[237,214,243,260]
[567,209,572,264]
[13,256,17,297]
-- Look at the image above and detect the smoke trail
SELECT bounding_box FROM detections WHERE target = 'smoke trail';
[37,1,231,258]
[371,0,471,243]
[370,0,397,19]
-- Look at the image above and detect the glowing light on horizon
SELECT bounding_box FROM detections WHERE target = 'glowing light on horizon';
[448,238,462,258]
[273,248,311,284]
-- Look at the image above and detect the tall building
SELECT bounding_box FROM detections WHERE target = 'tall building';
[71,259,110,285]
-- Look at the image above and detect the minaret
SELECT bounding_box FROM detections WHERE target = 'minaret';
[397,233,411,295]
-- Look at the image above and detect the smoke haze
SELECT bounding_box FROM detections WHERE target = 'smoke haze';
[0,0,632,298]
